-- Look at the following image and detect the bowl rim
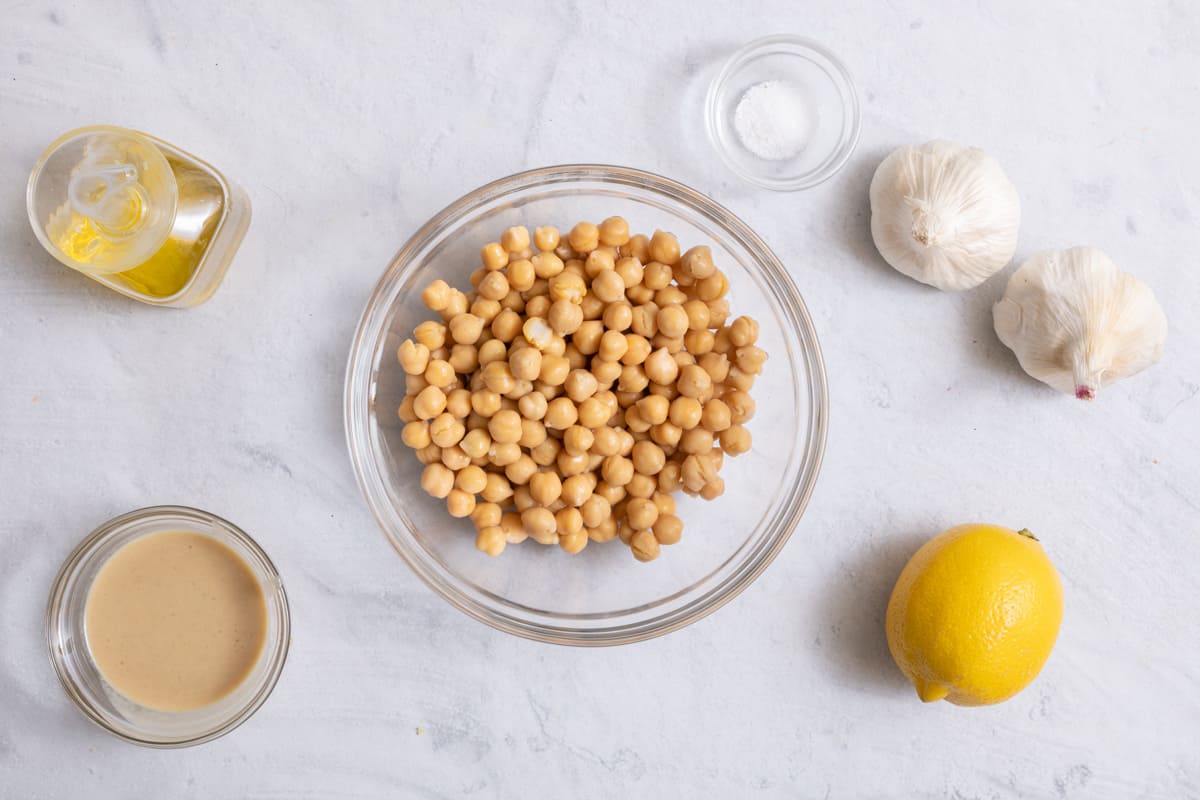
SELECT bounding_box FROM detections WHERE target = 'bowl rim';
[705,35,862,191]
[344,163,828,646]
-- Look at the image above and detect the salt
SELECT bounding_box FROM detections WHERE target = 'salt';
[733,80,810,161]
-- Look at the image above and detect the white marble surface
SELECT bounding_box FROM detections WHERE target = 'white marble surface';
[2,1,1198,797]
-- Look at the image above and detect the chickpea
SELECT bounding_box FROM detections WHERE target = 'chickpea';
[518,506,554,539]
[401,420,431,449]
[719,424,752,456]
[470,389,502,418]
[415,444,442,465]
[487,409,523,444]
[476,271,508,302]
[726,316,759,347]
[697,398,730,431]
[398,396,418,423]
[614,256,644,288]
[459,428,491,460]
[595,329,627,362]
[735,345,768,375]
[586,518,616,543]
[496,225,528,253]
[724,365,755,392]
[567,221,600,254]
[519,418,548,449]
[548,271,586,304]
[602,455,634,486]
[443,291,471,323]
[620,334,651,366]
[682,453,719,493]
[568,320,601,355]
[480,360,514,395]
[657,304,689,339]
[591,269,626,303]
[405,373,429,396]
[445,344,476,375]
[496,511,525,544]
[624,407,651,433]
[679,245,716,280]
[512,485,536,512]
[476,526,506,556]
[421,359,454,389]
[526,471,562,506]
[397,340,431,376]
[532,225,560,251]
[595,480,627,505]
[413,386,448,420]
[449,465,484,496]
[531,251,565,280]
[548,298,584,335]
[631,440,667,475]
[643,347,680,386]
[676,364,713,399]
[488,441,521,467]
[429,413,465,448]
[698,477,725,501]
[517,391,548,421]
[585,426,618,457]
[626,497,660,530]
[420,463,455,498]
[696,269,729,302]
[480,242,509,271]
[626,473,656,501]
[589,359,622,391]
[648,230,681,265]
[591,215,628,247]
[707,299,732,328]
[683,329,714,356]
[697,352,731,384]
[447,313,483,346]
[443,488,475,518]
[680,427,715,455]
[556,448,590,477]
[528,438,559,470]
[555,505,585,538]
[650,421,682,448]
[473,340,503,368]
[506,258,535,291]
[657,461,683,493]
[538,354,570,386]
[618,365,649,394]
[630,529,660,562]
[653,514,683,545]
[583,248,616,280]
[713,326,734,354]
[723,390,755,424]
[579,493,612,528]
[501,454,535,485]
[643,260,672,291]
[630,303,658,338]
[413,321,447,352]
[560,473,594,508]
[631,395,667,426]
[602,301,633,332]
[669,396,703,430]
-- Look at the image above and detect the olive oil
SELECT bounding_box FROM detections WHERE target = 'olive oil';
[28,126,249,307]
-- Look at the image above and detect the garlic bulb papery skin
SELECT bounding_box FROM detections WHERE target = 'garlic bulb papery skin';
[869,140,1021,291]
[993,246,1167,400]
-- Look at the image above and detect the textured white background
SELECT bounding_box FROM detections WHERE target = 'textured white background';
[2,1,1198,797]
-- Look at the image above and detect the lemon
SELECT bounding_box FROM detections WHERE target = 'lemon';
[885,523,1063,706]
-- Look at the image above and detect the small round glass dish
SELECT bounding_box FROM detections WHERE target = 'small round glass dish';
[45,505,290,748]
[345,165,828,646]
[706,35,861,191]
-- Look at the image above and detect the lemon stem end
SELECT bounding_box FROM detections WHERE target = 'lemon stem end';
[1017,528,1038,541]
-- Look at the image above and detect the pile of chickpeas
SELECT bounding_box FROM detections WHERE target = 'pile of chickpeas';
[395,217,765,562]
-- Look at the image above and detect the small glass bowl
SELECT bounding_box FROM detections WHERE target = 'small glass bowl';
[45,506,290,747]
[345,164,828,646]
[706,36,861,191]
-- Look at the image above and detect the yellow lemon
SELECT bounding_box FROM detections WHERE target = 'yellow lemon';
[885,523,1063,706]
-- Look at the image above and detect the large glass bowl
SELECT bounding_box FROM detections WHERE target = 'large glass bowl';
[345,165,827,646]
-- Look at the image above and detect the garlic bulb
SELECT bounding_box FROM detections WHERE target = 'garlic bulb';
[869,140,1021,291]
[993,247,1167,400]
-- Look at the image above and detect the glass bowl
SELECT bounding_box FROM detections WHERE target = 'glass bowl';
[706,36,861,191]
[45,506,291,747]
[345,165,827,646]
